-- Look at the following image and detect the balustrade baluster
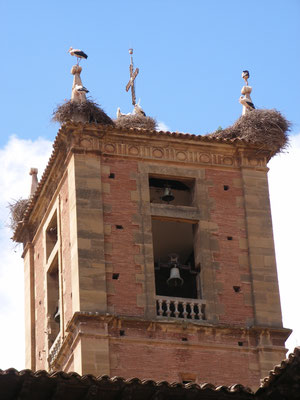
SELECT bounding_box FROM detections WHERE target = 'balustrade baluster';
[182,302,188,319]
[190,302,195,319]
[198,304,204,320]
[166,300,171,317]
[174,301,179,318]
[157,299,163,316]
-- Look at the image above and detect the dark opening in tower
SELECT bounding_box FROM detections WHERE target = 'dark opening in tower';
[149,176,194,206]
[152,219,200,299]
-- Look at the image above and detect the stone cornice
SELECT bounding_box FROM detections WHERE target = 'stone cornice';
[49,311,290,373]
[65,311,291,339]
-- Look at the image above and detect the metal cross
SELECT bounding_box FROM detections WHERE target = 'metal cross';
[126,48,139,106]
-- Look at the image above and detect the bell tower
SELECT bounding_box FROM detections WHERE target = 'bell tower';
[15,120,290,389]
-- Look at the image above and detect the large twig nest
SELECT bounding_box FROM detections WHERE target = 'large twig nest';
[8,198,29,231]
[206,109,291,155]
[53,100,114,125]
[114,114,157,130]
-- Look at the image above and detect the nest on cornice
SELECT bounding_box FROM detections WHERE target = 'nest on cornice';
[52,100,114,125]
[8,198,29,232]
[114,114,157,130]
[206,109,291,155]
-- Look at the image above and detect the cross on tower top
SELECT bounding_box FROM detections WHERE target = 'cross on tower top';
[125,48,139,106]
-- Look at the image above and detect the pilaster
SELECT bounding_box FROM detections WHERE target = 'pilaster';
[23,243,36,370]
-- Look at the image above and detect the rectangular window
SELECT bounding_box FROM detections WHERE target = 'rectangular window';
[152,219,200,299]
[47,253,60,348]
[46,211,58,261]
[149,176,194,206]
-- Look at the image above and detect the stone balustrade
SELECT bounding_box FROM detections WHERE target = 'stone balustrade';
[156,296,206,320]
[48,332,62,366]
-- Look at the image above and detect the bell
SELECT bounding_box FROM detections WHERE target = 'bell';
[167,266,184,287]
[162,187,175,202]
[53,302,60,324]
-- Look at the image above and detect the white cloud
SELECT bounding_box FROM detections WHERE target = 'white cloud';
[0,135,52,370]
[0,133,299,371]
[156,121,170,132]
[268,133,300,352]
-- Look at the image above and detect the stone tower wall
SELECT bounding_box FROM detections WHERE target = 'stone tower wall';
[20,126,290,388]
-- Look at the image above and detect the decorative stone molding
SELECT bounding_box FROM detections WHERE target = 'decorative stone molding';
[74,137,269,169]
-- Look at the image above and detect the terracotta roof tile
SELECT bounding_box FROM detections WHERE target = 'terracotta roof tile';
[0,368,254,400]
[259,346,300,389]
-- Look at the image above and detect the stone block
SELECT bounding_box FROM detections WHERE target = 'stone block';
[102,183,110,194]
[130,191,139,202]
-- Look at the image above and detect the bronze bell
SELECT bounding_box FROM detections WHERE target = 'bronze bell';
[167,266,184,287]
[54,301,60,324]
[162,187,175,202]
[167,254,184,287]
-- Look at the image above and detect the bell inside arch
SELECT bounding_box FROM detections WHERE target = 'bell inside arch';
[54,301,60,324]
[162,187,175,202]
[167,254,184,287]
[167,266,184,287]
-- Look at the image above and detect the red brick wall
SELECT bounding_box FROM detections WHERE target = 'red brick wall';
[60,176,72,328]
[102,159,144,317]
[206,169,254,326]
[33,230,46,370]
[109,324,260,387]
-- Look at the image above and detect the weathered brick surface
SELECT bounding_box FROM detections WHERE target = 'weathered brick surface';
[206,169,255,326]
[107,318,261,387]
[110,339,260,387]
[33,231,46,370]
[102,159,144,317]
[60,176,72,328]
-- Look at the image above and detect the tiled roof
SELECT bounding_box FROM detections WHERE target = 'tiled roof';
[0,368,254,400]
[256,347,300,400]
[2,349,300,399]
[259,346,300,388]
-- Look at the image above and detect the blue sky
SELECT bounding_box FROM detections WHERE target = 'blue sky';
[1,0,299,142]
[0,0,300,371]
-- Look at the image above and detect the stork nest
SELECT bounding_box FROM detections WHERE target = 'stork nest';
[8,198,29,232]
[53,100,114,125]
[206,109,291,155]
[114,114,157,130]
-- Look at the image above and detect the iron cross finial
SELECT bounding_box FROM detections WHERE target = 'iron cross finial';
[126,48,139,106]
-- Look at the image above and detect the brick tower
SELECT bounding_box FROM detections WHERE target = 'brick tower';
[14,122,290,389]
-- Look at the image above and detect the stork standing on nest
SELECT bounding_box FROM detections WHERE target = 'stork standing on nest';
[239,70,255,115]
[68,47,88,65]
[133,102,146,116]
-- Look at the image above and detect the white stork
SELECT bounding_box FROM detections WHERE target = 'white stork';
[133,103,146,116]
[242,70,250,85]
[74,84,89,94]
[68,47,88,64]
[239,95,255,110]
[116,107,132,118]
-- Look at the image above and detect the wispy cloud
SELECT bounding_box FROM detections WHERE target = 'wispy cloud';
[268,133,300,351]
[156,121,170,132]
[0,135,52,369]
